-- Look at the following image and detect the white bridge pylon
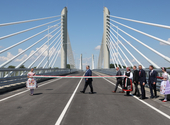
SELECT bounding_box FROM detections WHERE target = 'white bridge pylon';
[98,7,170,69]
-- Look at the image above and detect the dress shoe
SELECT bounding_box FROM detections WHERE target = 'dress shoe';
[119,91,125,93]
[139,97,145,100]
[133,93,136,95]
[112,91,116,93]
[136,94,140,97]
[89,92,94,94]
[154,96,159,98]
[80,91,84,93]
[150,96,154,99]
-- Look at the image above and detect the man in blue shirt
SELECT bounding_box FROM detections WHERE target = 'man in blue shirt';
[80,65,94,94]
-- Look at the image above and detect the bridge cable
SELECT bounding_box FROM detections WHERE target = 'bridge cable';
[108,18,170,46]
[28,35,61,69]
[1,26,60,69]
[109,22,170,63]
[0,15,62,27]
[108,15,170,29]
[109,23,160,69]
[0,23,61,54]
[0,19,61,41]
[109,27,144,68]
[109,34,129,67]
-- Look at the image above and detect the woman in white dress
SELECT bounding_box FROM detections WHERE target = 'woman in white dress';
[160,67,170,102]
[27,68,37,96]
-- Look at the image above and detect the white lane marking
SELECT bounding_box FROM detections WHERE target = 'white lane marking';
[0,78,61,102]
[55,74,84,125]
[94,72,170,120]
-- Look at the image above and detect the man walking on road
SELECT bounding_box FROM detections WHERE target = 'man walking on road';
[80,65,94,94]
[113,67,124,93]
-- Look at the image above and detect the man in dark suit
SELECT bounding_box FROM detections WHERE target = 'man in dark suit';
[133,65,140,96]
[138,65,146,99]
[112,67,124,93]
[148,65,158,98]
[80,65,94,94]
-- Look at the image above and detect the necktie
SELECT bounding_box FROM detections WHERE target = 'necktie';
[139,71,141,76]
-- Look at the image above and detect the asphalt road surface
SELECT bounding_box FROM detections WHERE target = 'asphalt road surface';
[0,71,170,125]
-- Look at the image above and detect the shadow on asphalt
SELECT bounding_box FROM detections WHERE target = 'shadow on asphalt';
[159,98,170,101]
[46,89,53,90]
[33,93,43,95]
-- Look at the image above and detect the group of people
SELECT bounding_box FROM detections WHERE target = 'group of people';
[26,65,170,102]
[113,65,170,102]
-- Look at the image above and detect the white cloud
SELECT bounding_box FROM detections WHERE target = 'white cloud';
[131,59,136,62]
[82,63,89,66]
[83,57,91,61]
[58,50,61,56]
[0,48,33,63]
[82,57,92,67]
[95,45,101,50]
[35,45,58,57]
[0,44,62,64]
[15,54,28,62]
[112,53,118,56]
[160,38,170,45]
[0,52,14,61]
[35,45,48,56]
[0,46,4,49]
[18,48,23,53]
[45,34,53,38]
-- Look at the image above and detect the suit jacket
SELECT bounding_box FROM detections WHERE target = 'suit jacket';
[133,70,139,82]
[116,70,122,80]
[148,70,157,83]
[138,69,146,83]
[85,69,93,82]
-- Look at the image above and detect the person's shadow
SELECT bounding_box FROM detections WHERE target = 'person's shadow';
[33,93,43,95]
[159,98,170,101]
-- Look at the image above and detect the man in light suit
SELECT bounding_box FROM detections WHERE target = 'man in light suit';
[138,65,146,99]
[148,65,158,99]
[80,65,94,94]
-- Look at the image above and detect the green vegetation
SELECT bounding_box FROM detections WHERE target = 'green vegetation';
[110,63,126,69]
[66,64,70,69]
[19,65,25,68]
[8,65,15,68]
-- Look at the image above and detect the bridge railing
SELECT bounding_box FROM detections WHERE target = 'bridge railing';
[93,69,170,90]
[0,68,79,87]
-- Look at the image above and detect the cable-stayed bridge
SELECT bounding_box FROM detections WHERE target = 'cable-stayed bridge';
[0,7,170,125]
[98,7,170,69]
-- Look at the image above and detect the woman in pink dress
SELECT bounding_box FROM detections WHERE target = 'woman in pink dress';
[160,67,170,102]
[27,68,37,96]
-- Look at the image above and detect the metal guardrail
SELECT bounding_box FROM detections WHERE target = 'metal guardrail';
[0,68,79,87]
[93,68,170,91]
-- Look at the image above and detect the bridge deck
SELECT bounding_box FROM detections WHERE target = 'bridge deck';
[0,71,170,125]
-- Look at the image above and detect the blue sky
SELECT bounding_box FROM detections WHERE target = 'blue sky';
[0,0,170,69]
